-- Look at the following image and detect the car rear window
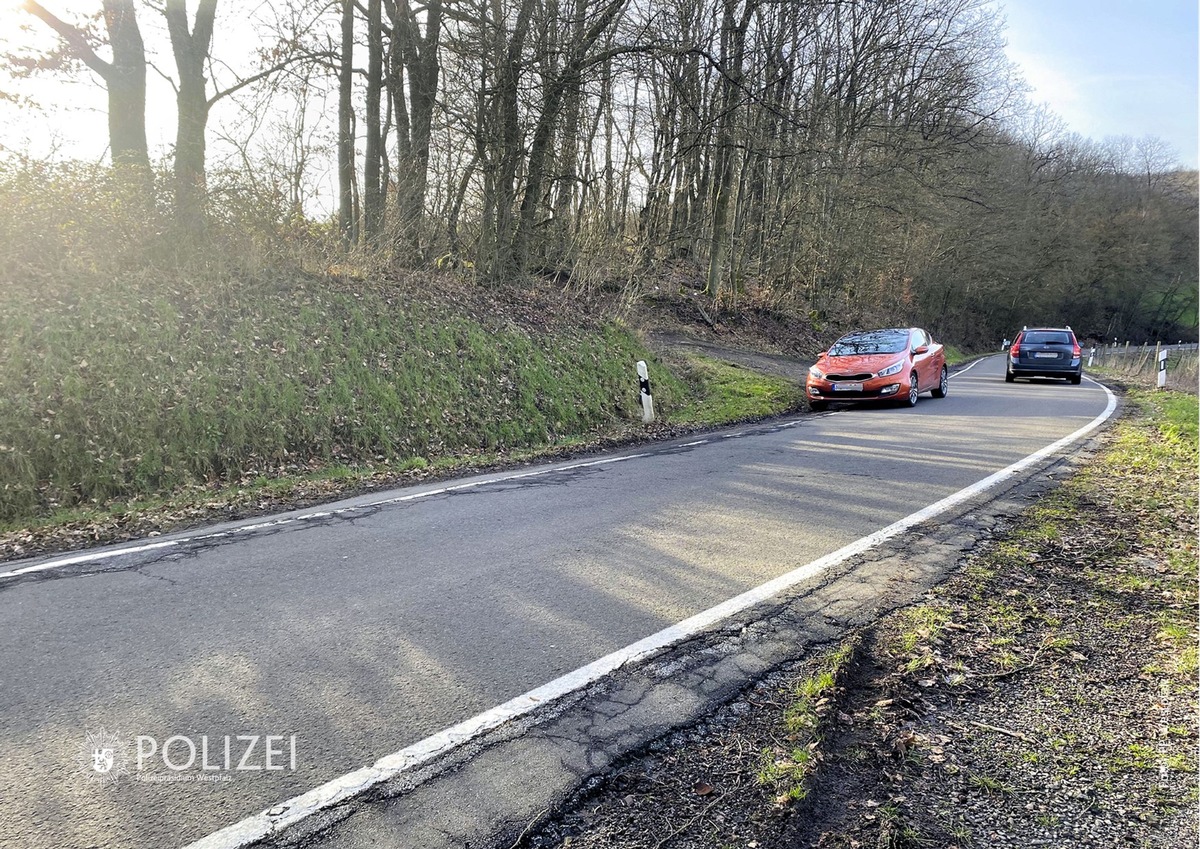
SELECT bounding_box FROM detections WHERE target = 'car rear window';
[1023,331,1072,345]
[829,330,909,356]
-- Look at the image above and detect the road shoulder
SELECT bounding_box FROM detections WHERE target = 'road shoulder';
[249,429,1101,848]
[514,393,1200,849]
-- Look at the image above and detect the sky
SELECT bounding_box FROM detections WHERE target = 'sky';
[997,0,1199,168]
[0,0,1197,171]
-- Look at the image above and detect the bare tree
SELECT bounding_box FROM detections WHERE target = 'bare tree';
[20,1,150,171]
[511,0,630,273]
[337,0,357,246]
[386,0,443,260]
[362,0,385,242]
[164,0,218,233]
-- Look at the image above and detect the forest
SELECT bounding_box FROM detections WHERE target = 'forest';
[2,0,1196,346]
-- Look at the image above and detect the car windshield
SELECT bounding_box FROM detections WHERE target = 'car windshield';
[1023,331,1072,345]
[828,330,909,356]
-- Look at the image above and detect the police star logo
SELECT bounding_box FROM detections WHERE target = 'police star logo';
[79,728,129,784]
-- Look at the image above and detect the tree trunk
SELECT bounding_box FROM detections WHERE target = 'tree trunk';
[23,1,150,173]
[706,0,754,299]
[103,1,150,172]
[165,0,217,236]
[511,0,624,275]
[363,0,384,243]
[388,0,443,262]
[338,0,357,247]
[478,0,535,283]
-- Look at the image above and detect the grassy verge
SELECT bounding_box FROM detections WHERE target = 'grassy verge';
[758,638,859,804]
[672,355,805,425]
[0,276,808,557]
[0,276,690,523]
[942,343,969,364]
[779,387,1199,846]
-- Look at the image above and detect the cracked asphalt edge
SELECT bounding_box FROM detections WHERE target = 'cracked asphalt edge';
[239,437,1103,849]
[0,419,794,590]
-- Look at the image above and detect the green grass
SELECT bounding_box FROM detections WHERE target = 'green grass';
[0,276,704,525]
[0,267,818,532]
[1038,391,1198,690]
[942,344,968,364]
[866,386,1198,824]
[760,637,859,804]
[895,605,952,655]
[966,771,1012,794]
[672,355,805,425]
[1131,389,1200,445]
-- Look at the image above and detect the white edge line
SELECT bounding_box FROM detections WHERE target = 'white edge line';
[0,541,179,580]
[2,356,1000,582]
[184,380,1117,849]
[950,356,990,376]
[0,453,652,582]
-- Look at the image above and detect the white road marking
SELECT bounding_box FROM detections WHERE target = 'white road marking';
[0,354,1068,582]
[0,540,180,579]
[950,356,990,376]
[184,377,1117,849]
[0,452,651,582]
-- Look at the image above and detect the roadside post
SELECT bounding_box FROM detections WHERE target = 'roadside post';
[636,360,655,423]
[1088,346,1096,367]
[1157,344,1168,389]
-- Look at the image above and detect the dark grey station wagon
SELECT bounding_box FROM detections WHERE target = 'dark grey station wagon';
[1005,327,1083,384]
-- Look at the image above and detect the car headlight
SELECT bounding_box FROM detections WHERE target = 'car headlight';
[877,361,904,377]
[808,366,824,379]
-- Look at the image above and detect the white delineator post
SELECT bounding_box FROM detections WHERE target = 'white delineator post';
[1157,345,1168,389]
[637,360,655,423]
[1088,346,1096,367]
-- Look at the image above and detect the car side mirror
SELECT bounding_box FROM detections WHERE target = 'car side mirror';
[912,345,929,355]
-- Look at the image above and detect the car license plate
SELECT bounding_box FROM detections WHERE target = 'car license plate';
[1034,352,1058,358]
[833,382,863,392]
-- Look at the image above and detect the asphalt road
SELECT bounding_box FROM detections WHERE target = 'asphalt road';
[0,356,1113,849]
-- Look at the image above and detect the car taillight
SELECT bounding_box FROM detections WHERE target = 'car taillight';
[1010,342,1020,357]
[1072,342,1081,358]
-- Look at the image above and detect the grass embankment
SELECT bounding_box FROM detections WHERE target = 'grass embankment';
[0,275,801,543]
[673,356,806,424]
[1,276,666,520]
[0,178,804,551]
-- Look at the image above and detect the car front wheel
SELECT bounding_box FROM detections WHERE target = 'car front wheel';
[903,372,920,407]
[931,365,948,398]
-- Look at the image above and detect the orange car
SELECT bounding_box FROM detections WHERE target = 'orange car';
[806,327,948,411]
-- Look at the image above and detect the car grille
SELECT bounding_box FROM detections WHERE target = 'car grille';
[812,387,892,399]
[825,372,873,381]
